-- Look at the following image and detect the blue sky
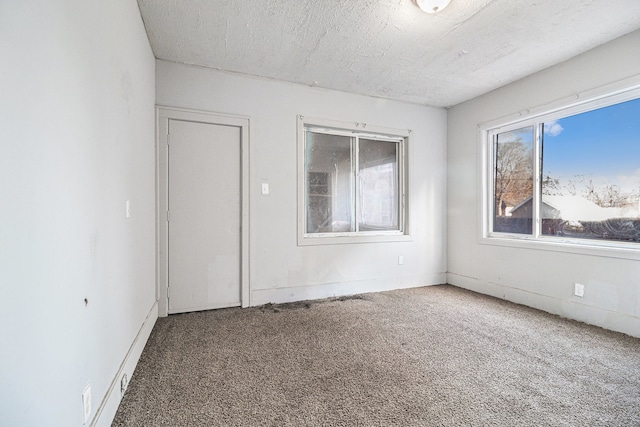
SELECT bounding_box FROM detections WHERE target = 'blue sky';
[542,97,640,192]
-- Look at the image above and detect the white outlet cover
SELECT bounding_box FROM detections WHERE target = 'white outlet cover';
[574,283,585,297]
[121,373,128,396]
[82,385,91,424]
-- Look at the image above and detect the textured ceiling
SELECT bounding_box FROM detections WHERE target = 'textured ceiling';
[137,0,640,107]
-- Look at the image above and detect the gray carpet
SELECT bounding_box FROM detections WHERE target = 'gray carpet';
[112,285,640,426]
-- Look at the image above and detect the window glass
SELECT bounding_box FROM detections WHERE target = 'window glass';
[301,121,406,241]
[541,98,640,242]
[305,131,353,233]
[358,139,399,231]
[487,93,640,248]
[493,126,534,234]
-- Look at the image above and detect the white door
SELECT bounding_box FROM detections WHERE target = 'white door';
[167,119,241,313]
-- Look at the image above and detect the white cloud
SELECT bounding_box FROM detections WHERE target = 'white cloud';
[544,120,564,137]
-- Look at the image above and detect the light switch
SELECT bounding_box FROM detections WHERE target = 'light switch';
[125,200,131,219]
[261,183,270,195]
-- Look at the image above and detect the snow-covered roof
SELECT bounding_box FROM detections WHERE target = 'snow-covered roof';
[511,195,624,221]
[541,195,621,221]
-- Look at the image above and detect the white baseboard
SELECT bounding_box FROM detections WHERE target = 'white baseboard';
[92,301,158,427]
[447,273,640,339]
[250,274,446,306]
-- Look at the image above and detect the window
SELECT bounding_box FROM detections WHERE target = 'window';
[493,126,534,235]
[298,116,409,245]
[484,87,640,252]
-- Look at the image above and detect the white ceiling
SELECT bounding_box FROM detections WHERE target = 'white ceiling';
[137,0,640,107]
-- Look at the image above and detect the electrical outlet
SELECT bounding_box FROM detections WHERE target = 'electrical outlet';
[398,255,404,265]
[82,384,91,425]
[120,373,128,397]
[574,283,585,297]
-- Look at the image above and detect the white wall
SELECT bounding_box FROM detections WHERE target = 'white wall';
[447,30,640,338]
[156,60,447,306]
[0,1,156,425]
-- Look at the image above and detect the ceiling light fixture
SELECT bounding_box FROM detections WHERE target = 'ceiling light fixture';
[414,0,451,14]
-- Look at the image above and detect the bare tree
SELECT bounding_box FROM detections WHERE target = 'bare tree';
[543,174,639,210]
[542,174,562,196]
[494,140,533,216]
[584,180,634,208]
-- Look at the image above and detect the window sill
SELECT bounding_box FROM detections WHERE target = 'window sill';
[298,233,412,246]
[479,234,640,261]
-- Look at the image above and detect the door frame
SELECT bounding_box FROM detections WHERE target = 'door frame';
[156,106,250,316]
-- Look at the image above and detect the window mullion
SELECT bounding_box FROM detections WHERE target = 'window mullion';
[353,136,359,233]
[485,131,498,236]
[533,123,542,238]
[489,130,498,235]
[396,141,401,231]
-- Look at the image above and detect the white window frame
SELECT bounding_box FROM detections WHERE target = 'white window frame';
[297,115,411,246]
[479,77,640,261]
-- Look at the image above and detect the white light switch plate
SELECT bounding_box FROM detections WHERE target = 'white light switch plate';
[574,283,585,297]
[261,183,269,195]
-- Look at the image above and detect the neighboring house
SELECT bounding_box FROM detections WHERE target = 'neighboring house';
[510,195,623,221]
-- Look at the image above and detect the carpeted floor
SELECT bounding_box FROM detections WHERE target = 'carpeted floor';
[112,285,640,426]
